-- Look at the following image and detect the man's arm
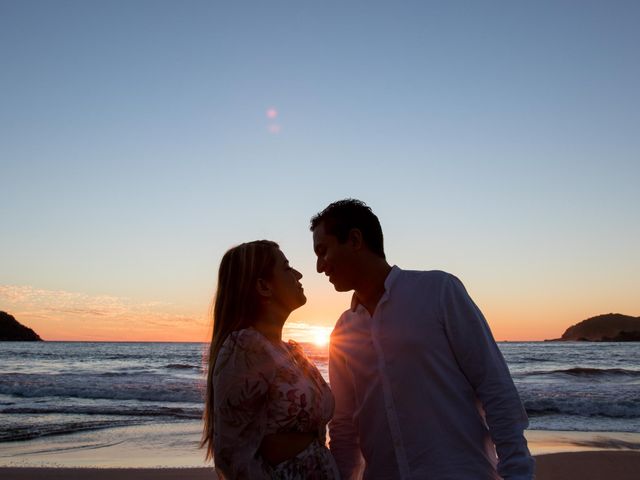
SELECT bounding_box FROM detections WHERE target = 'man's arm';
[328,322,364,480]
[441,274,535,479]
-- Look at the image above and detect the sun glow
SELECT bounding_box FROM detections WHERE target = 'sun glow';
[284,322,333,346]
[310,326,332,347]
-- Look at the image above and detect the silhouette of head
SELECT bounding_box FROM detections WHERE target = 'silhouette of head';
[310,198,385,259]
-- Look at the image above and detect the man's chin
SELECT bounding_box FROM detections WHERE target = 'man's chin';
[332,283,351,293]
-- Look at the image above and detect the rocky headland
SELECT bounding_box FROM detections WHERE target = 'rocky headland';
[0,311,43,341]
[550,313,640,342]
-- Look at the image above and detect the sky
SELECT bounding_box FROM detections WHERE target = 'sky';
[1,1,638,343]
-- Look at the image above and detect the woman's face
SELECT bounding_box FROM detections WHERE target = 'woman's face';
[266,249,306,313]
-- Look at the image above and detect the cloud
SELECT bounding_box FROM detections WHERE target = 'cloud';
[0,284,206,331]
[0,286,332,342]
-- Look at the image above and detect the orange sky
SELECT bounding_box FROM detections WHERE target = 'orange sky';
[2,283,635,344]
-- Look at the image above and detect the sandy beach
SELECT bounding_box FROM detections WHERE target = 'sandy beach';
[2,426,639,479]
[0,430,640,480]
[1,451,640,479]
[535,451,640,480]
[0,468,214,480]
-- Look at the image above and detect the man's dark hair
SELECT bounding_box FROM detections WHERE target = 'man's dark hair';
[310,199,386,259]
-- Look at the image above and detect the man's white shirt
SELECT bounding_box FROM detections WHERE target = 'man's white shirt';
[328,266,534,480]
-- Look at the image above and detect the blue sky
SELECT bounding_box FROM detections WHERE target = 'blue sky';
[1,1,638,341]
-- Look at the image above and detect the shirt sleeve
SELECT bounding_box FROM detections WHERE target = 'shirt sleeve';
[328,318,365,480]
[212,331,274,479]
[441,275,535,480]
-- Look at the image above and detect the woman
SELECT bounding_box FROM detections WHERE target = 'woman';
[201,240,339,479]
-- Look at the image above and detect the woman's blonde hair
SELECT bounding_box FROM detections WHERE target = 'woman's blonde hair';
[201,240,279,460]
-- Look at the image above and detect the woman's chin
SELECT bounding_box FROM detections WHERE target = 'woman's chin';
[292,294,307,310]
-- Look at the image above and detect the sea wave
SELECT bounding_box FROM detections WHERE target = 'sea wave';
[0,373,204,403]
[165,363,202,371]
[0,419,139,442]
[521,367,640,378]
[505,356,553,364]
[0,404,202,419]
[524,397,640,419]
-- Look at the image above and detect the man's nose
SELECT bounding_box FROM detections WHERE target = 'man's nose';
[316,257,324,273]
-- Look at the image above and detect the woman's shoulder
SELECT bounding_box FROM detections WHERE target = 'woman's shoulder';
[213,329,276,401]
[285,340,316,367]
[224,327,265,347]
[284,340,328,387]
[217,328,274,370]
[286,338,300,347]
[285,339,305,355]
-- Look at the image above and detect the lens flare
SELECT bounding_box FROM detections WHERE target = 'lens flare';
[266,108,278,119]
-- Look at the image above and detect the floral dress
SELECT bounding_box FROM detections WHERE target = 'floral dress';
[213,328,339,479]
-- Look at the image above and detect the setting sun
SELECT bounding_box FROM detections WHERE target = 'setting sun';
[310,326,332,347]
[283,322,334,346]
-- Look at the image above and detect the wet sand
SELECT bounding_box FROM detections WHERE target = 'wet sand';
[2,429,640,479]
[2,451,640,480]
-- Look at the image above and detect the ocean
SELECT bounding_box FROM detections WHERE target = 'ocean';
[0,341,639,465]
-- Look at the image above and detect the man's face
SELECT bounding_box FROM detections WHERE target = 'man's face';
[312,222,357,292]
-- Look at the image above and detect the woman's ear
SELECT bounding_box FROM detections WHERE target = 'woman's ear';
[256,278,272,299]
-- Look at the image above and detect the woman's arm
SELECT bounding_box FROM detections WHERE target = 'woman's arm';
[213,330,274,479]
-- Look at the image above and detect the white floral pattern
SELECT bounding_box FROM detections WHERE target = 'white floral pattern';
[213,328,338,479]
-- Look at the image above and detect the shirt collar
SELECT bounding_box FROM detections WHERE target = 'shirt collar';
[350,265,401,312]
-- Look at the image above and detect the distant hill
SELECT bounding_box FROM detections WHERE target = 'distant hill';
[554,313,640,341]
[0,311,43,341]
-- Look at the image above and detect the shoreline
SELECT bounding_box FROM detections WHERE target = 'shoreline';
[3,424,639,467]
[1,451,640,480]
[1,426,640,479]
[525,429,640,454]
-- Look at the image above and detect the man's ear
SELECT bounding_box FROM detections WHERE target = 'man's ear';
[348,228,364,251]
[256,278,272,298]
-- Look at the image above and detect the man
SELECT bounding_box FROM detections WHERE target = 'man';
[310,199,534,480]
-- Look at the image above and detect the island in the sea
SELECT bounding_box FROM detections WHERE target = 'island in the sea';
[0,311,43,341]
[549,313,640,341]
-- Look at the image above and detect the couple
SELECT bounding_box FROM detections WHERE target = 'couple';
[201,199,534,479]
